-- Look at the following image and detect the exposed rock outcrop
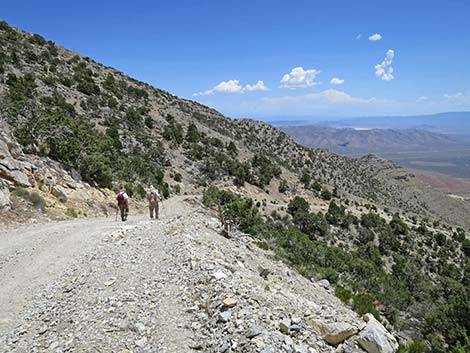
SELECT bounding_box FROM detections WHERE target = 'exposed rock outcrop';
[357,314,399,353]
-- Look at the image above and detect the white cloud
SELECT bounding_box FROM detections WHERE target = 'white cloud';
[416,96,429,102]
[368,33,382,41]
[443,92,464,100]
[195,79,269,96]
[330,77,345,85]
[375,49,395,81]
[280,67,321,89]
[262,89,384,105]
[245,80,270,92]
[194,79,243,96]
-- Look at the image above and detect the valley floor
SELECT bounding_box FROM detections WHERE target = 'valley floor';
[0,196,388,353]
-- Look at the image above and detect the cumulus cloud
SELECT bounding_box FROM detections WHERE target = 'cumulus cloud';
[280,67,321,89]
[262,89,382,105]
[330,77,345,85]
[245,80,270,92]
[375,49,395,81]
[194,80,243,96]
[194,79,269,96]
[368,33,382,41]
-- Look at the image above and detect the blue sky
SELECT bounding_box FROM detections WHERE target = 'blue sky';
[2,0,470,119]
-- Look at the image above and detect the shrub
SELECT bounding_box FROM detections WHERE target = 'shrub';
[352,292,380,320]
[287,196,310,217]
[300,171,311,186]
[30,33,46,45]
[321,188,332,200]
[311,180,322,192]
[278,180,288,193]
[325,201,346,226]
[125,182,135,197]
[66,207,78,218]
[390,213,409,235]
[293,211,329,238]
[134,184,146,199]
[398,341,426,353]
[13,187,30,198]
[28,192,46,210]
[335,285,353,303]
[185,123,200,143]
[56,191,67,203]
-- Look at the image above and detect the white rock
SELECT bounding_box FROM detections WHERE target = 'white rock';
[212,271,228,280]
[357,314,398,353]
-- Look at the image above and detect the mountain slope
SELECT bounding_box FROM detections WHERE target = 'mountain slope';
[1,21,470,229]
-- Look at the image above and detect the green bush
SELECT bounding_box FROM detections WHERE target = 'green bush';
[321,188,332,200]
[352,292,380,320]
[390,213,409,235]
[13,187,30,198]
[135,184,146,199]
[287,196,310,217]
[125,182,135,197]
[335,285,353,303]
[28,192,46,210]
[293,211,329,238]
[278,180,288,193]
[398,341,426,353]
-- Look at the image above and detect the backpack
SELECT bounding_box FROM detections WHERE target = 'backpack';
[117,192,126,205]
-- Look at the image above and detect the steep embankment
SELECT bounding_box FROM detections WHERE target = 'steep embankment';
[0,196,396,353]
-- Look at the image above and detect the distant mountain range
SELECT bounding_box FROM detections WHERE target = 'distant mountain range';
[270,112,470,136]
[281,124,470,178]
[280,125,470,156]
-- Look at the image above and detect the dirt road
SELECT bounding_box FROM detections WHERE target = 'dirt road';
[0,196,194,352]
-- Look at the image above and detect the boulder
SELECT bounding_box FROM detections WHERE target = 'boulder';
[0,134,32,187]
[0,181,11,209]
[311,320,360,345]
[279,318,291,334]
[0,165,31,187]
[357,314,398,353]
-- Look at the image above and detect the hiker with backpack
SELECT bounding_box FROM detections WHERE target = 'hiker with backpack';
[146,188,161,219]
[116,189,129,221]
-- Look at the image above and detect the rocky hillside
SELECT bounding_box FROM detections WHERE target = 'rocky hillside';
[1,20,470,228]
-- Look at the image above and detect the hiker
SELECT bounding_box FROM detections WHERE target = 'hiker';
[146,188,160,219]
[116,189,129,221]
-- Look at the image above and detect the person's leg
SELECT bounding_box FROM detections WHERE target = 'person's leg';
[156,202,159,219]
[149,205,154,219]
[119,205,125,221]
[124,205,129,221]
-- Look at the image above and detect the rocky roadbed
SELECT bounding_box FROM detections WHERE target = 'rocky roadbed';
[0,196,397,353]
